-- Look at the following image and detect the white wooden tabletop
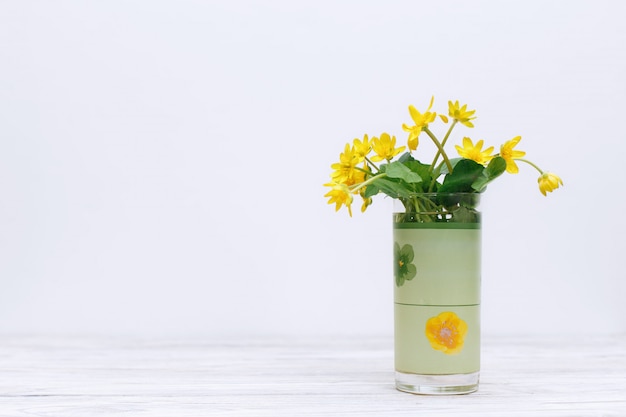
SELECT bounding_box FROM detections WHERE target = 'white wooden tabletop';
[0,334,624,416]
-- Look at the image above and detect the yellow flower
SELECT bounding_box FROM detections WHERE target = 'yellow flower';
[538,172,563,196]
[323,182,354,216]
[402,96,437,151]
[425,311,467,355]
[455,137,494,165]
[347,166,366,187]
[370,133,405,162]
[330,143,361,184]
[448,100,476,128]
[352,134,371,159]
[360,194,372,213]
[499,136,526,174]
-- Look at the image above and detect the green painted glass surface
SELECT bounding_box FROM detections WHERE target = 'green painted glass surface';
[393,224,481,375]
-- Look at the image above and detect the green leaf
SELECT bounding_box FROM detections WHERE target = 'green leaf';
[471,156,507,192]
[451,205,479,223]
[369,177,412,199]
[439,158,464,175]
[385,161,423,184]
[396,274,404,287]
[397,153,432,188]
[397,152,413,163]
[405,161,432,185]
[404,264,417,281]
[363,184,379,198]
[438,159,484,193]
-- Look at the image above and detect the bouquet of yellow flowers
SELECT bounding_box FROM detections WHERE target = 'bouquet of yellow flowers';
[324,97,563,218]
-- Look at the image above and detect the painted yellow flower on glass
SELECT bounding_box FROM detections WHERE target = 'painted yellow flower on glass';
[425,311,468,355]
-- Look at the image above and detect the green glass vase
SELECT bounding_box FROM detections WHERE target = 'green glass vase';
[393,193,481,395]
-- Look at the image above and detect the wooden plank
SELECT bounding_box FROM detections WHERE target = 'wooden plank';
[0,335,624,416]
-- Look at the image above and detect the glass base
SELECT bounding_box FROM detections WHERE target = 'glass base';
[395,371,479,395]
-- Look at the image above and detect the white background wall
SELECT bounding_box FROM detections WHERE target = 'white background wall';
[1,0,624,338]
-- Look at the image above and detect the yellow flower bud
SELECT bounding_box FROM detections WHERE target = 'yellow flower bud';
[537,172,563,196]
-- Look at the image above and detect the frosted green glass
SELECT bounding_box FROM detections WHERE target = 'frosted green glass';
[395,304,480,374]
[393,220,481,380]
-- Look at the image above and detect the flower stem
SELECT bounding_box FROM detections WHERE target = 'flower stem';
[424,127,453,173]
[350,173,387,193]
[354,166,373,176]
[364,156,380,172]
[430,120,457,169]
[517,158,544,175]
[427,161,446,192]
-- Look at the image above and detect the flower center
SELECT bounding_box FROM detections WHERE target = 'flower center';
[438,323,458,348]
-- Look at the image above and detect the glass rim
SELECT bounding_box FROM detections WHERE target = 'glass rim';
[393,192,482,197]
